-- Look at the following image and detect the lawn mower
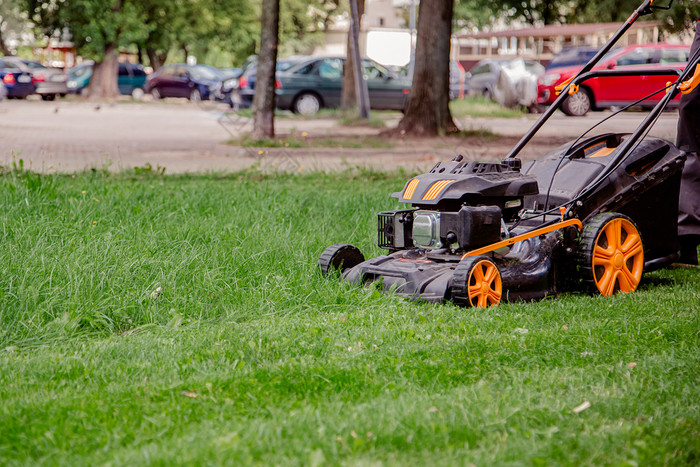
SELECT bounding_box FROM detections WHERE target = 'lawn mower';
[319,0,699,307]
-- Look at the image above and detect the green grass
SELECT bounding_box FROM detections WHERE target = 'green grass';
[233,108,351,120]
[450,95,528,118]
[0,169,698,465]
[227,134,394,149]
[234,108,401,123]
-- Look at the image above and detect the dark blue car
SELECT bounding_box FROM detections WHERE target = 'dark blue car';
[0,58,36,99]
[144,64,225,101]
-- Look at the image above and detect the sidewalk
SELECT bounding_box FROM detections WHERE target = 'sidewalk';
[0,100,680,174]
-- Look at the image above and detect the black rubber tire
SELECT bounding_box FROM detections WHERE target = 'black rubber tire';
[561,87,592,116]
[452,255,502,307]
[576,212,644,296]
[318,244,365,276]
[190,88,202,102]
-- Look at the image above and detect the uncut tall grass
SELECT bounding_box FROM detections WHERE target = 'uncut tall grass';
[0,169,698,465]
[0,169,399,346]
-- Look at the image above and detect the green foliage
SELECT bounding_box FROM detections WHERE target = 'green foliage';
[454,0,568,27]
[279,0,346,56]
[0,0,31,55]
[454,0,700,34]
[61,0,149,60]
[25,0,150,60]
[567,0,700,33]
[0,171,698,464]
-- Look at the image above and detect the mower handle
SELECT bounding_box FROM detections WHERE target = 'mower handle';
[572,51,699,206]
[504,0,663,161]
[570,67,683,84]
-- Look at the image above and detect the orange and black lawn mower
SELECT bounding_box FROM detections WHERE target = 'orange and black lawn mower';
[319,0,699,307]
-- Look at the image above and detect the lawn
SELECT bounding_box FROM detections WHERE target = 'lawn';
[0,168,698,465]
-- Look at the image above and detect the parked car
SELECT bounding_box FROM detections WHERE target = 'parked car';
[492,58,543,109]
[467,58,544,98]
[196,64,239,105]
[545,46,600,71]
[235,57,304,108]
[118,63,148,98]
[274,56,412,115]
[537,43,690,116]
[449,61,470,99]
[66,62,93,94]
[67,61,148,98]
[218,67,242,80]
[0,58,36,99]
[1,57,67,100]
[145,63,228,101]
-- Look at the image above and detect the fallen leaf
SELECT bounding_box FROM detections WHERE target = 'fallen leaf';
[429,406,439,413]
[181,391,198,398]
[150,286,163,299]
[573,401,591,414]
[628,362,637,369]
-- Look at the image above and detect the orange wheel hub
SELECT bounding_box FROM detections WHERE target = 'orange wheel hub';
[467,259,502,307]
[592,218,644,296]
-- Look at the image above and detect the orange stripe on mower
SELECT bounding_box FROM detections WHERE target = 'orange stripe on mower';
[422,180,454,201]
[403,178,420,199]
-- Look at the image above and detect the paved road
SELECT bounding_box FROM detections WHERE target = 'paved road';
[0,99,681,174]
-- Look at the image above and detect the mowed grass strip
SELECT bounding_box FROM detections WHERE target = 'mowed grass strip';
[0,170,698,465]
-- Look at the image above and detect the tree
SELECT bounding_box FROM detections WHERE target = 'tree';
[26,0,149,99]
[252,0,279,138]
[341,0,365,114]
[392,0,458,137]
[278,0,344,56]
[135,0,258,70]
[662,0,700,37]
[454,0,700,31]
[1,0,30,56]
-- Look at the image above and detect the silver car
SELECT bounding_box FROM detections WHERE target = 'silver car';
[1,57,68,101]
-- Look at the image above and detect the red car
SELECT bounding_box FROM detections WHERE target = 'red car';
[537,43,690,116]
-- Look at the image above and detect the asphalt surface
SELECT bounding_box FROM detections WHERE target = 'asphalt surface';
[0,99,681,174]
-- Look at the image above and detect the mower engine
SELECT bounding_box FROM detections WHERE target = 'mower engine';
[378,156,536,254]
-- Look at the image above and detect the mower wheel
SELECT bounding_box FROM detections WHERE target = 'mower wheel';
[452,255,502,308]
[318,244,365,276]
[577,213,644,297]
[561,87,592,116]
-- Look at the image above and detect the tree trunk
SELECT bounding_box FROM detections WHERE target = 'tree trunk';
[341,0,365,113]
[0,27,13,56]
[87,44,120,99]
[391,0,458,137]
[146,47,167,70]
[252,0,280,139]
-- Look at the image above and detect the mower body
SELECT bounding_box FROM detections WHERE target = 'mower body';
[330,133,685,304]
[319,0,695,306]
